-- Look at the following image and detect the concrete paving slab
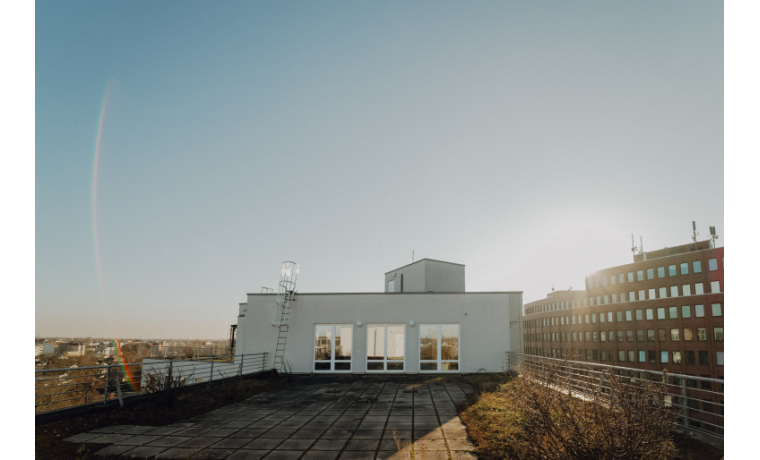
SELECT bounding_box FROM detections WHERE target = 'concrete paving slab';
[144,436,193,448]
[198,447,238,459]
[175,436,220,449]
[264,450,306,460]
[344,439,380,451]
[227,450,270,459]
[94,444,135,456]
[63,432,108,443]
[86,433,135,444]
[301,451,341,460]
[113,435,165,446]
[123,445,168,457]
[156,446,205,458]
[244,438,282,450]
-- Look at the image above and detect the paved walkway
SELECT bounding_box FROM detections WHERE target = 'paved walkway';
[64,375,478,459]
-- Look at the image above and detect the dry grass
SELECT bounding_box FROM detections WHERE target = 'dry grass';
[460,374,722,460]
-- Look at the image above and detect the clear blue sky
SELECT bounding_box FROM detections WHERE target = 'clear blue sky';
[35,1,723,339]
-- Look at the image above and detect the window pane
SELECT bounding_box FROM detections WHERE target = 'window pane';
[646,309,654,320]
[659,287,667,298]
[647,330,655,342]
[714,327,724,341]
[657,308,665,320]
[695,304,705,317]
[661,351,669,363]
[420,325,438,360]
[659,329,667,341]
[608,312,614,322]
[628,272,634,283]
[387,325,405,360]
[673,351,682,364]
[441,362,459,371]
[636,310,643,321]
[683,328,693,341]
[680,263,689,275]
[710,281,721,293]
[315,362,331,370]
[628,350,635,362]
[695,283,704,295]
[708,258,718,271]
[716,352,724,366]
[617,311,623,322]
[335,325,352,360]
[637,330,644,342]
[711,303,722,317]
[658,267,665,278]
[619,273,625,284]
[420,362,437,371]
[619,350,626,362]
[626,330,634,342]
[681,305,691,318]
[637,270,644,281]
[626,311,632,322]
[669,307,678,319]
[670,286,679,297]
[315,326,332,361]
[639,350,646,362]
[699,351,709,366]
[697,328,707,341]
[647,268,654,279]
[669,265,677,276]
[693,260,702,273]
[387,361,404,370]
[367,362,383,370]
[441,325,459,360]
[670,328,680,341]
[686,351,695,365]
[334,362,351,371]
[608,330,615,342]
[367,325,385,360]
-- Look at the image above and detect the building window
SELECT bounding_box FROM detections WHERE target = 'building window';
[635,309,643,321]
[619,273,625,284]
[668,265,677,276]
[637,270,644,281]
[612,293,618,303]
[608,312,614,322]
[695,304,705,317]
[586,332,591,341]
[670,328,680,341]
[680,263,689,275]
[661,351,669,363]
[714,327,724,342]
[589,297,594,306]
[658,329,668,341]
[681,305,691,318]
[711,303,722,317]
[628,350,635,362]
[685,351,696,365]
[366,324,405,371]
[646,309,654,320]
[710,281,721,293]
[697,328,707,341]
[601,350,608,361]
[683,328,694,341]
[638,350,646,362]
[585,314,590,324]
[708,258,718,271]
[610,275,616,285]
[716,351,724,366]
[638,290,646,300]
[608,330,615,342]
[620,292,627,302]
[593,331,598,342]
[617,311,624,322]
[672,351,682,364]
[657,266,665,278]
[596,295,601,305]
[636,330,644,342]
[646,268,654,280]
[592,313,597,323]
[314,324,353,372]
[670,286,679,297]
[572,332,577,342]
[693,260,702,273]
[617,331,624,342]
[626,330,634,342]
[659,287,667,299]
[648,350,656,363]
[619,350,626,362]
[698,351,709,366]
[628,272,634,283]
[626,310,633,322]
[600,313,605,323]
[657,308,666,320]
[669,306,678,319]
[647,329,655,342]
[683,284,692,296]
[419,324,459,372]
[695,283,704,295]
[630,291,637,301]
[600,331,606,342]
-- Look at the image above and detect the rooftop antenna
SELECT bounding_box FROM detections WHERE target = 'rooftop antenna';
[691,221,699,250]
[631,234,637,262]
[709,226,719,248]
[640,236,646,261]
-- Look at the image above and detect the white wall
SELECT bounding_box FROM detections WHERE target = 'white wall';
[384,259,465,293]
[236,292,520,373]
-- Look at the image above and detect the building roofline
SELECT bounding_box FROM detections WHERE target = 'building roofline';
[586,245,723,276]
[384,258,465,274]
[246,291,520,296]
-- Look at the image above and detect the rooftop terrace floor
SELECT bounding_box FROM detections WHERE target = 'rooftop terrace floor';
[64,375,478,459]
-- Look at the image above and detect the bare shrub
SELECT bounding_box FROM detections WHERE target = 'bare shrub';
[143,362,185,407]
[509,360,678,459]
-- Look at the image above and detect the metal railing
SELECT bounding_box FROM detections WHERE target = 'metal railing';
[149,346,234,359]
[35,352,269,415]
[505,352,724,440]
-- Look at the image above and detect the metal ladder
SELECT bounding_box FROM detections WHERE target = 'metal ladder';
[272,262,298,373]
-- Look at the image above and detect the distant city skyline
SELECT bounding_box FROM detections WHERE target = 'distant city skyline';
[35,1,723,338]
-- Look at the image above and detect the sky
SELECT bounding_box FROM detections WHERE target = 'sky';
[34,1,724,339]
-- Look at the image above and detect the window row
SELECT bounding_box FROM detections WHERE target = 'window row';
[588,258,721,289]
[314,323,459,372]
[525,347,724,367]
[525,303,723,329]
[527,326,724,343]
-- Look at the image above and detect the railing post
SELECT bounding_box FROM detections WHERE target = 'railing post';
[210,358,215,383]
[681,378,688,426]
[239,353,245,377]
[104,365,111,404]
